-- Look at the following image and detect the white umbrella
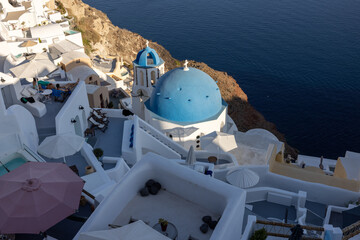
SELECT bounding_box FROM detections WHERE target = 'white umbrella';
[168,127,198,142]
[185,145,196,165]
[10,53,57,78]
[37,133,85,163]
[79,221,171,240]
[226,168,260,188]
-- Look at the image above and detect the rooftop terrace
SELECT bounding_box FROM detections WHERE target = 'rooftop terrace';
[113,190,220,240]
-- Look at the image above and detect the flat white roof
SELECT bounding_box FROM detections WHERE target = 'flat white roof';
[68,65,97,82]
[49,40,83,59]
[30,24,64,39]
[61,51,90,65]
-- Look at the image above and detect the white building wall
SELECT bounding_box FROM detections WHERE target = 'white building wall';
[6,104,39,151]
[33,0,45,18]
[65,32,84,47]
[48,12,61,22]
[18,12,37,29]
[144,106,227,149]
[55,81,91,135]
[0,22,10,40]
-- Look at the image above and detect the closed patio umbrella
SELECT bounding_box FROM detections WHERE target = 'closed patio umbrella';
[0,162,84,234]
[37,133,85,163]
[226,168,260,188]
[185,145,196,165]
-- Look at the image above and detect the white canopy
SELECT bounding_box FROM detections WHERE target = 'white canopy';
[201,131,237,152]
[37,133,85,161]
[79,221,171,240]
[9,53,57,78]
[226,168,260,188]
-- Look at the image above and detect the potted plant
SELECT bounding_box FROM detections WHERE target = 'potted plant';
[158,218,168,232]
[93,148,104,160]
[250,228,267,240]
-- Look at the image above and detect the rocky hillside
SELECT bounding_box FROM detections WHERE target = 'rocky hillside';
[59,0,298,157]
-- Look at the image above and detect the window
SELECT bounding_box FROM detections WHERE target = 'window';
[151,71,156,85]
[140,71,144,86]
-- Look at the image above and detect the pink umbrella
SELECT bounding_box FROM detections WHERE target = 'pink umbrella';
[0,162,84,234]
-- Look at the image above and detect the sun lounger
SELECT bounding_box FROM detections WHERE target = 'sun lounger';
[89,117,107,132]
[92,108,107,117]
[92,110,109,123]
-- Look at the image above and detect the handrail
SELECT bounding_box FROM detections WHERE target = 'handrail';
[343,220,360,240]
[136,116,188,157]
[23,144,46,162]
[256,220,324,231]
[307,209,324,221]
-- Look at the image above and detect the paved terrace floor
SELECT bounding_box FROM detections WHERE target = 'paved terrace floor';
[93,117,126,158]
[113,190,220,240]
[34,101,64,142]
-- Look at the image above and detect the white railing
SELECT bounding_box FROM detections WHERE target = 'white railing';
[23,144,46,162]
[136,116,188,157]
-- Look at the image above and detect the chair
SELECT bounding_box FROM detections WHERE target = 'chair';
[92,108,107,117]
[89,117,107,132]
[92,110,109,124]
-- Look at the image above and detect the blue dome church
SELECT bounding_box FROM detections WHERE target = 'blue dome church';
[146,66,223,122]
[143,60,229,149]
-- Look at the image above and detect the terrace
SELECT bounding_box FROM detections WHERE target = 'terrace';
[75,153,246,240]
[112,190,220,240]
[93,117,126,158]
[92,56,116,73]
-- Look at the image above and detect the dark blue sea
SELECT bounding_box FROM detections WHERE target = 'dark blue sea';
[84,0,360,159]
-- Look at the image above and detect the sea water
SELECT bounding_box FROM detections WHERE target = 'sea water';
[84,0,360,158]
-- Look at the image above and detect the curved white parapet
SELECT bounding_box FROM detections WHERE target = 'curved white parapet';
[74,153,246,240]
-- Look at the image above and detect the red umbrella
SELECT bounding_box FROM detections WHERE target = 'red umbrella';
[0,162,84,234]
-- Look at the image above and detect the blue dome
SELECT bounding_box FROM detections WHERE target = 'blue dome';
[133,47,163,67]
[146,67,223,122]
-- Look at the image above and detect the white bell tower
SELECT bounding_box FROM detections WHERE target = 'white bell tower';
[132,41,165,118]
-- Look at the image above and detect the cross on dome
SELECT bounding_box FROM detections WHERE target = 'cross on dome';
[184,60,189,71]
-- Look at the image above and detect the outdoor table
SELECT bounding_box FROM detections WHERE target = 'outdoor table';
[41,89,53,103]
[153,222,178,240]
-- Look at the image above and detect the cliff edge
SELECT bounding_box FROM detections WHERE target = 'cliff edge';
[58,0,298,157]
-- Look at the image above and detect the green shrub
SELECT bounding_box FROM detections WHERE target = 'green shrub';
[250,228,267,240]
[107,101,114,109]
[55,1,66,15]
[93,148,104,160]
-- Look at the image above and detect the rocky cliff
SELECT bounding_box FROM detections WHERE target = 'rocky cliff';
[58,0,298,157]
